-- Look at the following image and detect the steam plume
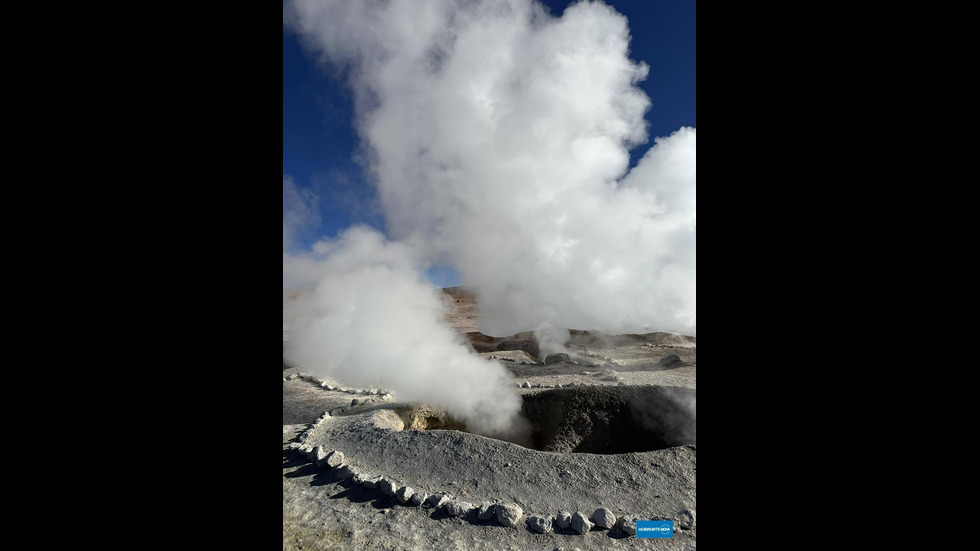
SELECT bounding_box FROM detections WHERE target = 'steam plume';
[283,0,695,432]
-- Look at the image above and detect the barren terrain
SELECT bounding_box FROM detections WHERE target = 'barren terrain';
[283,288,696,550]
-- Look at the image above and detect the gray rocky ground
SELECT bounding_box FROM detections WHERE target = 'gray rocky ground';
[283,288,696,550]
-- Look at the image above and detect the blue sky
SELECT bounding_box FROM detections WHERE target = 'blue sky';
[283,0,695,286]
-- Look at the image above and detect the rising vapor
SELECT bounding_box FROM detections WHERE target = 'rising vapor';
[283,0,695,432]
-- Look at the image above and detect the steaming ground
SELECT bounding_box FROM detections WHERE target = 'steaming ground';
[283,289,696,550]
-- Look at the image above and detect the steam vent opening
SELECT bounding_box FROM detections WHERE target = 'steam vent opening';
[521,386,696,454]
[404,385,696,455]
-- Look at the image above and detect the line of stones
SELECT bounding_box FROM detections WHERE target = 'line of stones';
[288,412,695,537]
[283,370,626,396]
[284,372,394,413]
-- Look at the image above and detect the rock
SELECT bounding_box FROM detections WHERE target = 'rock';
[617,517,637,536]
[659,353,682,367]
[362,475,383,489]
[527,515,554,534]
[377,388,389,395]
[521,381,531,388]
[395,486,416,504]
[283,377,286,382]
[346,388,358,394]
[288,442,302,450]
[424,493,450,508]
[496,503,523,527]
[545,353,570,365]
[329,407,346,416]
[556,511,572,530]
[325,384,336,391]
[411,492,428,506]
[591,508,616,529]
[378,478,397,497]
[334,465,354,480]
[308,446,327,463]
[351,398,361,406]
[571,512,594,534]
[317,450,344,469]
[599,369,620,381]
[445,500,474,517]
[676,509,696,530]
[286,373,298,380]
[477,501,497,520]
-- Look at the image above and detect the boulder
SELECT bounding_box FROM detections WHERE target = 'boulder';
[379,478,397,497]
[521,381,531,388]
[445,501,474,517]
[555,511,572,530]
[495,503,523,527]
[477,501,497,520]
[676,508,696,530]
[659,353,682,367]
[424,493,450,508]
[362,475,383,489]
[316,450,343,469]
[617,516,637,536]
[309,446,327,463]
[334,465,354,480]
[599,369,620,381]
[571,511,594,534]
[544,353,570,365]
[395,486,415,504]
[527,515,554,534]
[591,508,616,529]
[411,492,428,506]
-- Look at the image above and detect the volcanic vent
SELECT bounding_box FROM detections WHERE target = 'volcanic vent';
[402,385,695,455]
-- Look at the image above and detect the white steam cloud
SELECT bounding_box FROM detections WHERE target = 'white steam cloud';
[283,0,695,432]
[285,227,525,436]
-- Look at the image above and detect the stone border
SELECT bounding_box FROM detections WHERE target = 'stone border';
[286,409,696,538]
[283,372,395,413]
